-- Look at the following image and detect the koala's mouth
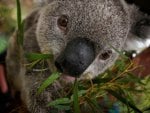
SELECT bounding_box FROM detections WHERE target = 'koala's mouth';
[61,74,76,83]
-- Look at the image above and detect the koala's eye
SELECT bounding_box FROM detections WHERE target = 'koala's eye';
[99,50,112,60]
[57,15,68,31]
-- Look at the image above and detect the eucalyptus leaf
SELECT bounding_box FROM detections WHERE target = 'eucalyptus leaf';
[37,72,61,94]
[85,97,102,113]
[16,0,24,45]
[115,59,126,71]
[127,73,145,85]
[25,53,54,61]
[143,106,150,112]
[106,89,142,113]
[71,90,87,101]
[73,79,81,113]
[47,98,71,107]
[52,105,71,111]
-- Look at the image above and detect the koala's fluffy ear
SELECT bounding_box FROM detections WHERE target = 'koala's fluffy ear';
[6,9,41,91]
[23,9,41,53]
[24,9,40,31]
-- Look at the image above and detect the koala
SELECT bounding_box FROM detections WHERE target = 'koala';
[6,0,150,113]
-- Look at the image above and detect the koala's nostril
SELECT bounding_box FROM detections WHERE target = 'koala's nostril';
[99,50,112,60]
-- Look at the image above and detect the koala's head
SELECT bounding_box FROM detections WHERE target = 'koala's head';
[36,0,130,79]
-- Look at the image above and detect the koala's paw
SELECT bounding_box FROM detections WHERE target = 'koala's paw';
[134,18,150,39]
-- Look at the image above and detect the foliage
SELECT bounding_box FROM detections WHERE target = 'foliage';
[32,52,150,113]
[37,72,61,94]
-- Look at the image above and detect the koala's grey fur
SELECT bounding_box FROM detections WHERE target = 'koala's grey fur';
[6,0,150,113]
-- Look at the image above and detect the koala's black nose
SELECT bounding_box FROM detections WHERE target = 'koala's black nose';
[55,38,95,77]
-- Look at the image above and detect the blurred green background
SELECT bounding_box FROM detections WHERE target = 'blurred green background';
[0,0,34,54]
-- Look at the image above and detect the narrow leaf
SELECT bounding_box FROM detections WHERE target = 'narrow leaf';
[106,89,142,113]
[127,73,145,85]
[16,0,24,45]
[16,0,21,29]
[85,97,102,113]
[53,105,71,110]
[25,53,53,61]
[70,90,87,101]
[73,79,81,113]
[37,72,61,94]
[143,106,150,112]
[47,98,71,106]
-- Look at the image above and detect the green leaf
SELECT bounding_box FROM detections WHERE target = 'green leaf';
[85,97,102,113]
[37,72,61,94]
[143,106,150,112]
[70,90,87,101]
[118,73,145,86]
[47,98,71,106]
[73,79,81,113]
[106,89,143,113]
[127,73,145,85]
[16,0,21,29]
[115,59,126,71]
[52,105,71,111]
[25,53,54,61]
[16,0,24,45]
